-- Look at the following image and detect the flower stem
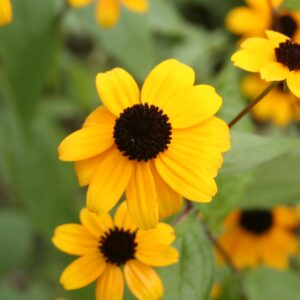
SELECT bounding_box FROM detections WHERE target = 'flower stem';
[173,201,194,225]
[199,218,248,300]
[228,81,278,128]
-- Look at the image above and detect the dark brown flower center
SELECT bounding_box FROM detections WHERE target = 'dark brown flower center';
[99,227,137,266]
[239,209,273,235]
[273,15,298,38]
[275,40,300,71]
[113,103,172,162]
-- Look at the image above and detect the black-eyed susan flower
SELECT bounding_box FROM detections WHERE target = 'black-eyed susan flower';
[0,0,12,26]
[58,59,230,229]
[52,201,178,300]
[218,207,298,269]
[232,30,300,98]
[68,0,148,28]
[226,0,300,42]
[242,75,300,126]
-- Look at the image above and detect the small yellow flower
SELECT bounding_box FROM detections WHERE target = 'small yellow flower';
[0,0,12,27]
[58,59,230,229]
[242,75,300,126]
[68,0,148,28]
[232,30,300,98]
[218,207,298,269]
[52,201,178,300]
[226,0,300,42]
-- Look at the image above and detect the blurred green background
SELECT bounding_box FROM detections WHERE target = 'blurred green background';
[1,0,300,299]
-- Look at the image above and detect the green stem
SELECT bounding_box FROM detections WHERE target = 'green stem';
[228,81,278,128]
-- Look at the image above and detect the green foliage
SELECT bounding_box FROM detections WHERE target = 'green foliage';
[159,215,214,300]
[244,268,300,300]
[282,0,300,10]
[0,211,34,274]
[222,131,300,174]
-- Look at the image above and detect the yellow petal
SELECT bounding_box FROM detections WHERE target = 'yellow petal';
[0,0,12,26]
[96,264,124,300]
[265,30,289,47]
[114,201,137,232]
[225,7,268,37]
[136,223,176,245]
[83,105,116,128]
[95,0,120,28]
[260,62,289,81]
[124,260,163,300]
[287,71,300,98]
[52,224,99,256]
[121,0,149,13]
[58,125,114,161]
[155,118,230,203]
[231,49,274,72]
[240,37,274,54]
[150,163,182,219]
[141,59,195,109]
[60,253,106,290]
[68,0,93,7]
[80,208,113,238]
[96,67,140,117]
[136,244,179,267]
[273,207,299,228]
[126,163,158,230]
[163,84,222,128]
[87,148,133,214]
[74,149,112,186]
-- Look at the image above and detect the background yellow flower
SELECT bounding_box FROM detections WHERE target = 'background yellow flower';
[0,0,12,26]
[217,207,299,269]
[68,0,148,27]
[52,201,178,300]
[226,0,300,42]
[242,75,300,126]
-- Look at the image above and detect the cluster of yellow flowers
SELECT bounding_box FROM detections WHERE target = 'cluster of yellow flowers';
[3,0,300,299]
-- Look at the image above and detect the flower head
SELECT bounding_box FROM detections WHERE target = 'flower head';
[226,0,300,42]
[0,0,12,26]
[58,59,230,229]
[232,30,300,98]
[218,207,299,269]
[68,0,148,28]
[242,75,300,126]
[52,201,178,300]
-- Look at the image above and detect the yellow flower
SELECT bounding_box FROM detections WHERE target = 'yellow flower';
[218,207,299,269]
[52,201,178,300]
[232,30,300,98]
[242,75,300,126]
[58,59,230,229]
[226,0,300,42]
[68,0,148,28]
[0,0,12,26]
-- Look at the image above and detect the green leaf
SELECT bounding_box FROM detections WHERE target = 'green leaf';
[0,0,57,121]
[159,216,214,300]
[222,131,300,174]
[0,211,34,274]
[241,151,300,208]
[282,0,300,10]
[244,267,300,300]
